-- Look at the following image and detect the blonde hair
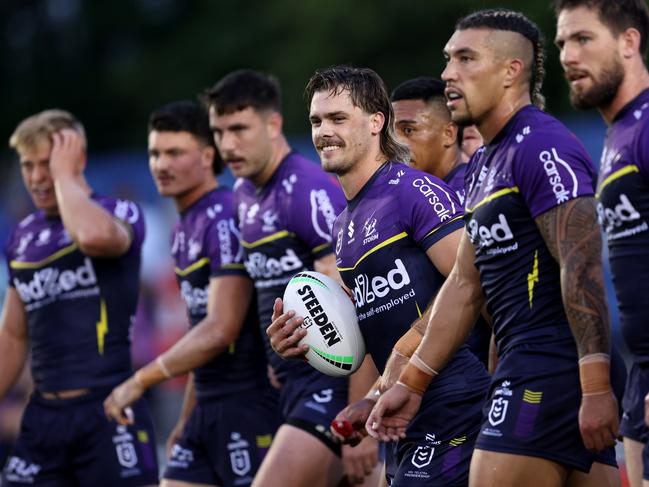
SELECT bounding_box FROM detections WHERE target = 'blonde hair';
[9,109,86,151]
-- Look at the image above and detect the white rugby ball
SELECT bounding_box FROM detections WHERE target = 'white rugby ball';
[283,271,365,377]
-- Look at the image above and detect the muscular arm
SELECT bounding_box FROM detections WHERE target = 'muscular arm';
[0,288,29,399]
[412,231,484,373]
[51,130,131,257]
[535,197,618,451]
[140,275,254,383]
[380,228,473,390]
[366,231,484,439]
[105,275,254,422]
[534,197,610,357]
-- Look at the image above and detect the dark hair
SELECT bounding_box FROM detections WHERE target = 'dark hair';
[390,76,446,104]
[305,65,409,162]
[148,100,222,174]
[204,69,282,116]
[553,0,649,55]
[456,9,546,109]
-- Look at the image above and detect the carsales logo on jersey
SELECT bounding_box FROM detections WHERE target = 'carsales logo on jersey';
[539,148,578,205]
[352,259,411,307]
[412,177,454,221]
[14,258,98,303]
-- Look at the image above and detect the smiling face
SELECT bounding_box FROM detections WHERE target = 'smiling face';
[441,28,510,127]
[17,140,58,216]
[309,88,383,176]
[556,6,625,110]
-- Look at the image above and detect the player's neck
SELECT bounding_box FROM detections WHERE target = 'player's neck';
[175,178,218,212]
[478,92,531,145]
[599,63,649,124]
[338,148,387,200]
[434,149,462,181]
[251,136,291,188]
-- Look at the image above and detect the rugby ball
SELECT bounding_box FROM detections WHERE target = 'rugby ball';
[283,271,365,377]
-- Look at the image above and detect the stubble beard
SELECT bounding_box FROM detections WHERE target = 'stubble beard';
[570,55,625,111]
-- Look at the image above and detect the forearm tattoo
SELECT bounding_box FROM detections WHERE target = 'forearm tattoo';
[535,197,610,357]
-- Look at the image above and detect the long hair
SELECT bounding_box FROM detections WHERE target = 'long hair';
[305,66,410,162]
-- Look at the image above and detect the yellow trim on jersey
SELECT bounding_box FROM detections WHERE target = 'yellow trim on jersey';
[337,232,408,272]
[96,299,108,356]
[415,301,422,318]
[9,243,78,270]
[311,242,332,255]
[465,187,520,213]
[596,165,640,197]
[241,230,292,249]
[175,257,210,276]
[423,215,464,239]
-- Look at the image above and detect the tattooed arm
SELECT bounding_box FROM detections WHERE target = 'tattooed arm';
[535,197,609,355]
[535,196,618,451]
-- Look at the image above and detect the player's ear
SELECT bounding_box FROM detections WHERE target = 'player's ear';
[370,111,385,136]
[620,27,642,59]
[443,122,459,148]
[503,58,525,89]
[266,111,283,139]
[77,149,87,174]
[202,145,216,171]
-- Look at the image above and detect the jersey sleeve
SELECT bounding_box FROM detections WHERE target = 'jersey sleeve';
[204,216,247,278]
[399,173,464,250]
[512,130,596,218]
[286,175,346,259]
[98,197,146,254]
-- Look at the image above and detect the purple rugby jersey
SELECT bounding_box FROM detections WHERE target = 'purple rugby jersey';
[334,161,465,373]
[597,88,649,362]
[464,105,595,355]
[444,162,468,207]
[5,195,144,391]
[171,187,268,399]
[234,151,346,381]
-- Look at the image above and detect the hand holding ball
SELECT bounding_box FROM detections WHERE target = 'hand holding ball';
[282,272,365,377]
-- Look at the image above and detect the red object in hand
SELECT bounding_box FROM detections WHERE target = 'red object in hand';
[331,419,353,438]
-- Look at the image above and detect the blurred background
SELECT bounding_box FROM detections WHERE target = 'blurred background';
[0,0,632,481]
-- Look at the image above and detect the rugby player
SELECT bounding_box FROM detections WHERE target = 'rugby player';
[391,76,491,366]
[366,9,623,486]
[205,70,380,487]
[0,110,158,486]
[103,101,279,487]
[554,1,649,486]
[268,65,491,486]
